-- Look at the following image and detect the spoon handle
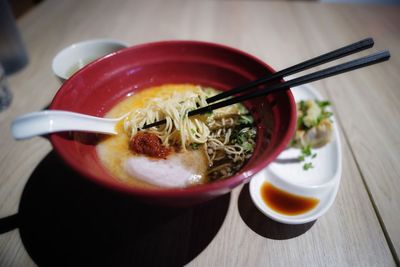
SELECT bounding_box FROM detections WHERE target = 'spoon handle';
[11,110,118,140]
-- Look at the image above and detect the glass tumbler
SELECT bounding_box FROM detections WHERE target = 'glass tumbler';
[0,0,29,75]
[0,64,12,111]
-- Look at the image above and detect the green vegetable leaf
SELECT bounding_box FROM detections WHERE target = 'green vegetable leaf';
[237,104,247,114]
[317,111,333,123]
[303,162,314,170]
[231,127,256,147]
[299,100,306,111]
[297,116,305,129]
[316,100,331,108]
[301,145,312,157]
[190,143,200,150]
[242,142,253,152]
[297,145,317,170]
[289,139,296,147]
[238,115,254,126]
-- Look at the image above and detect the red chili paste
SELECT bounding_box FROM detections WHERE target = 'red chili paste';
[129,132,171,158]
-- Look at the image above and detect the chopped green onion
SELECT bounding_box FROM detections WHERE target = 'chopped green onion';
[238,115,254,126]
[299,100,306,111]
[316,100,331,108]
[289,139,296,147]
[190,143,200,150]
[242,142,253,152]
[303,162,314,170]
[237,104,247,114]
[301,145,312,157]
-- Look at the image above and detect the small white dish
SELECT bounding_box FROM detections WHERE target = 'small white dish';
[52,39,128,81]
[249,84,342,224]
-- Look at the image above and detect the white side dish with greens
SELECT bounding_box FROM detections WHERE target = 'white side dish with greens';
[249,84,342,224]
[290,99,334,170]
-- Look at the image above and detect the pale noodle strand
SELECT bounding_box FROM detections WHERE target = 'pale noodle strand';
[124,86,253,176]
[124,87,210,150]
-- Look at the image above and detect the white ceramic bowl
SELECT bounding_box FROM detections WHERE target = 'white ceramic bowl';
[52,39,128,81]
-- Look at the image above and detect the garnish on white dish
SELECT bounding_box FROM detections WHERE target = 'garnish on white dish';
[290,99,334,170]
[249,84,342,225]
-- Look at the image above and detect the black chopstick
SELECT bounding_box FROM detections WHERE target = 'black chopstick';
[141,50,389,129]
[206,38,374,103]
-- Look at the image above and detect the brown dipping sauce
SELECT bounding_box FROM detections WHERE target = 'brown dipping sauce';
[261,181,319,215]
[129,132,171,159]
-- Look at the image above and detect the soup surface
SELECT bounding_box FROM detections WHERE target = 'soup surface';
[97,84,256,188]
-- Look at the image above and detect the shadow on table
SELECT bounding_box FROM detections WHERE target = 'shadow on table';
[237,184,316,240]
[13,151,230,267]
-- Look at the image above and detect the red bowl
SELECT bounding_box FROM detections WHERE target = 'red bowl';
[49,40,296,205]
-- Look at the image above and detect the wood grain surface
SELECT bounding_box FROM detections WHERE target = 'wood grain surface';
[0,0,399,266]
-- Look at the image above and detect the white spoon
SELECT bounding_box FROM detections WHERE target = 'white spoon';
[11,110,120,140]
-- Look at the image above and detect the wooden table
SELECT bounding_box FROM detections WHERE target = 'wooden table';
[1,0,399,266]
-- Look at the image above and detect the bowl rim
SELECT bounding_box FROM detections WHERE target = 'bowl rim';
[50,40,297,199]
